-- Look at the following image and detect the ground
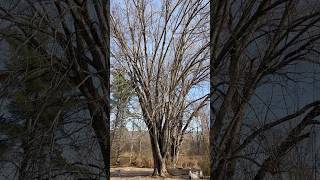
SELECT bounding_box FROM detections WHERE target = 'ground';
[110,167,201,179]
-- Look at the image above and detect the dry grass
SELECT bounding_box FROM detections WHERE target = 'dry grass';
[111,153,210,178]
[110,167,199,179]
[112,154,206,169]
[111,154,209,180]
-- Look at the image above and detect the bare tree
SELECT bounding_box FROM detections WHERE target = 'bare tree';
[0,0,110,178]
[111,0,209,176]
[0,36,103,179]
[169,101,208,168]
[210,0,320,179]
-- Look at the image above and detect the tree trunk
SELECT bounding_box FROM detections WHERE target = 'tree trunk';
[149,131,169,177]
[129,123,134,165]
[89,104,110,179]
[170,139,181,168]
[153,157,168,177]
[151,149,168,177]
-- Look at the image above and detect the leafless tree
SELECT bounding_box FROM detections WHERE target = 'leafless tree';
[111,0,209,176]
[211,0,320,179]
[169,101,209,168]
[0,0,110,178]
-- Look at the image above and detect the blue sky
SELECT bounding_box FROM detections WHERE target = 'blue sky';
[110,0,210,131]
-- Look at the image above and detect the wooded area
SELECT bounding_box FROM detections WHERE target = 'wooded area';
[0,0,319,180]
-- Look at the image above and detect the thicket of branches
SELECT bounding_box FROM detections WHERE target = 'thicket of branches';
[0,0,110,179]
[211,0,320,179]
[0,0,320,179]
[111,0,209,176]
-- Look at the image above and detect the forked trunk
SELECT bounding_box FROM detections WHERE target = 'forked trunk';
[152,154,168,177]
[149,131,169,177]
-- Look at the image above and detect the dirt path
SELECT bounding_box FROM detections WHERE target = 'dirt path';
[110,167,190,179]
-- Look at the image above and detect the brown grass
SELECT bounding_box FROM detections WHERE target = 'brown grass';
[111,152,210,179]
[110,167,206,179]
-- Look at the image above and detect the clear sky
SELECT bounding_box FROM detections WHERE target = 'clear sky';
[110,0,210,131]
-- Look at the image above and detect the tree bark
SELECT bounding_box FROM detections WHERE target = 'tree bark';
[170,136,182,168]
[149,130,169,177]
[89,104,110,179]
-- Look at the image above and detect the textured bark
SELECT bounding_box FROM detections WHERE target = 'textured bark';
[150,131,169,177]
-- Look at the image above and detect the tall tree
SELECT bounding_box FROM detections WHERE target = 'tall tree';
[111,0,209,176]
